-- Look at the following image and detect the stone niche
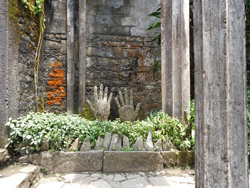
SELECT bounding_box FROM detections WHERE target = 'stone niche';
[42,0,161,119]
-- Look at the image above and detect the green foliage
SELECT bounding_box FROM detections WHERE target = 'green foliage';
[189,100,195,131]
[246,0,250,31]
[147,4,161,46]
[41,166,48,175]
[5,111,191,153]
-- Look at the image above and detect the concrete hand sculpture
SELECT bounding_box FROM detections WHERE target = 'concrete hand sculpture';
[115,88,140,122]
[86,84,113,121]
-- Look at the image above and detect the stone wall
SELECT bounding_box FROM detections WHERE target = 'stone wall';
[18,8,41,116]
[42,0,67,113]
[43,0,161,119]
[0,0,40,147]
[86,35,161,119]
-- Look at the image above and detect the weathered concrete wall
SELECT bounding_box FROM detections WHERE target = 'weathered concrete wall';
[86,0,160,37]
[194,0,248,187]
[43,0,161,119]
[0,0,9,147]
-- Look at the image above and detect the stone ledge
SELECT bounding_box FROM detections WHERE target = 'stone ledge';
[21,151,103,173]
[103,151,164,173]
[19,150,195,173]
[161,150,195,168]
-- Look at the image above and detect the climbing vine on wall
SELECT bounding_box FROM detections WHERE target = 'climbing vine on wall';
[20,0,45,111]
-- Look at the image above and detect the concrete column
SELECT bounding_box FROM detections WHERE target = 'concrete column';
[67,0,74,114]
[194,0,248,187]
[0,0,8,147]
[161,0,190,120]
[78,0,86,114]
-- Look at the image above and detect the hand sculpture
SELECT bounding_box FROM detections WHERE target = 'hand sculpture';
[86,84,113,121]
[115,88,140,122]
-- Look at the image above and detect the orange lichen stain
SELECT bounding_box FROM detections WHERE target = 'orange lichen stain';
[56,61,62,68]
[47,62,66,106]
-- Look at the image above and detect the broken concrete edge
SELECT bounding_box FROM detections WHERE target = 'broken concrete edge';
[18,150,194,173]
[17,166,43,188]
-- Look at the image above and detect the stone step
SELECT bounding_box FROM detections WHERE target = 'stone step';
[0,164,42,188]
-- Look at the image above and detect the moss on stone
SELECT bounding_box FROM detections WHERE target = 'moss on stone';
[81,104,95,121]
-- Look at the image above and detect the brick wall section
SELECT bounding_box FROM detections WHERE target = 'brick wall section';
[42,34,67,113]
[41,0,161,119]
[86,35,161,119]
[42,0,67,113]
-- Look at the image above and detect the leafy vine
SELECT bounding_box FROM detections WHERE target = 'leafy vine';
[20,0,45,111]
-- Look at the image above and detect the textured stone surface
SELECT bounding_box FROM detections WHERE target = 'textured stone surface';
[0,165,41,188]
[161,151,195,168]
[134,136,143,151]
[44,0,66,34]
[37,182,65,188]
[86,84,113,121]
[163,137,175,151]
[154,139,162,151]
[122,136,130,149]
[145,129,153,151]
[85,35,161,120]
[103,151,163,172]
[36,171,196,188]
[80,138,91,151]
[40,139,49,151]
[103,132,112,151]
[115,88,140,122]
[109,134,119,151]
[69,138,80,151]
[94,136,104,150]
[26,151,103,173]
[116,135,122,151]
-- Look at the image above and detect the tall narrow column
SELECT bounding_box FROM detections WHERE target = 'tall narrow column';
[161,0,190,120]
[78,0,86,114]
[0,0,8,147]
[67,0,74,114]
[194,0,248,187]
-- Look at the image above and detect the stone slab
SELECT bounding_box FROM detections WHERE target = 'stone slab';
[103,132,112,151]
[37,182,65,188]
[161,150,195,168]
[0,165,41,188]
[26,151,103,173]
[134,136,143,151]
[103,151,163,173]
[0,173,28,188]
[120,176,152,188]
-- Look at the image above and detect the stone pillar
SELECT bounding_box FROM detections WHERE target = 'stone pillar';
[67,0,74,114]
[78,0,86,114]
[161,0,190,120]
[194,0,248,187]
[0,0,8,147]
